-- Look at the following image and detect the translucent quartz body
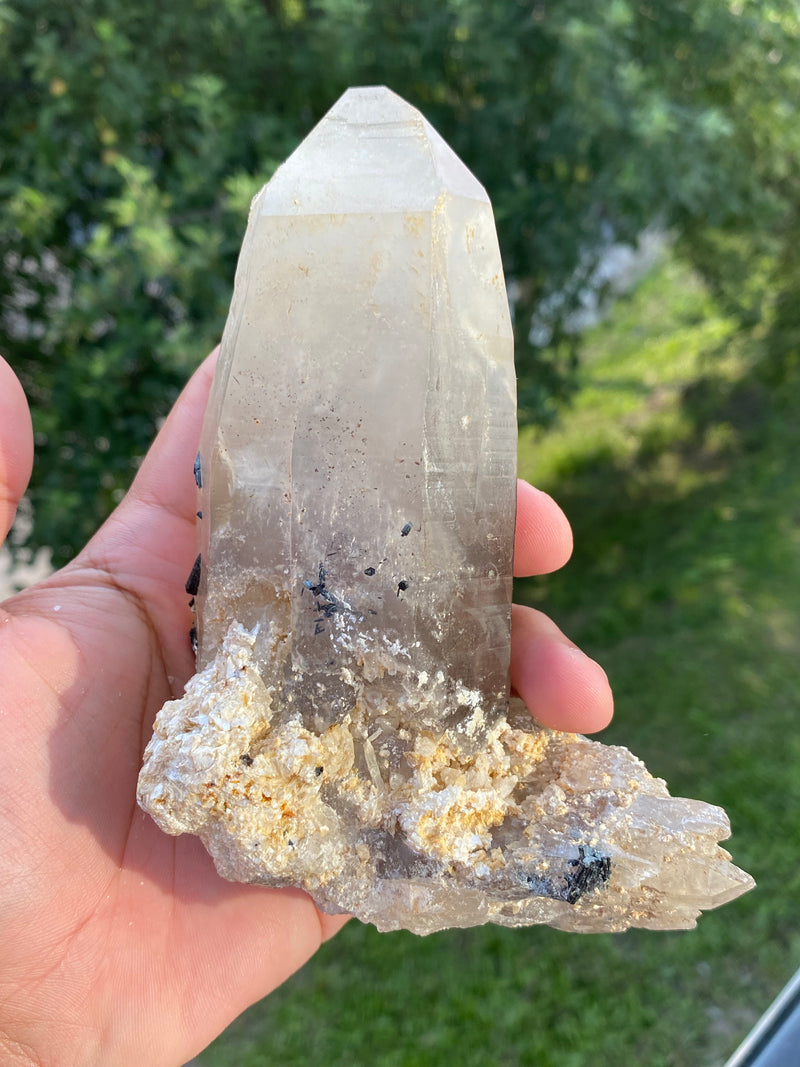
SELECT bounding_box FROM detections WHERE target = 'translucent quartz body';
[138,88,754,934]
[197,87,515,739]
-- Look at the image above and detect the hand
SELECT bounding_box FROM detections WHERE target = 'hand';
[0,351,612,1067]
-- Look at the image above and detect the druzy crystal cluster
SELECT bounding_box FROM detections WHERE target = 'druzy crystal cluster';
[138,87,753,934]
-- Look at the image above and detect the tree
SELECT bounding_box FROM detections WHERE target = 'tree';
[2,0,799,563]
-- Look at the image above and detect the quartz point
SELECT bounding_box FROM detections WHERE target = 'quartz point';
[137,87,754,935]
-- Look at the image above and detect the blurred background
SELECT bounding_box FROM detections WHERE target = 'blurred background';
[2,1,799,1063]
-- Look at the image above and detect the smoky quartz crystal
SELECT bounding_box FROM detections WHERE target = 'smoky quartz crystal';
[138,88,753,934]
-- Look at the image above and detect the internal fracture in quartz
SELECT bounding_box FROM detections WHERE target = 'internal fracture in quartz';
[137,87,754,935]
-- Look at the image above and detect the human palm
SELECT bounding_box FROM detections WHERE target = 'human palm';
[0,352,612,1067]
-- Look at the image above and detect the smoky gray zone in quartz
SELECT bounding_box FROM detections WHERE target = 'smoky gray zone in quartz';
[138,86,754,935]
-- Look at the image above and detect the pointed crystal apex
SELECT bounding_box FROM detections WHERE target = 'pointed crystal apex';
[260,85,488,216]
[327,85,427,126]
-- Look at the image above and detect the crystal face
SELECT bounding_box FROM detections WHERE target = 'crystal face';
[138,87,754,934]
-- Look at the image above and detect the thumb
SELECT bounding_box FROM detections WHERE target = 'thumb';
[0,356,34,544]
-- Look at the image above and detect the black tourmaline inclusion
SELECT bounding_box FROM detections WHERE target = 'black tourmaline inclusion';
[524,845,612,905]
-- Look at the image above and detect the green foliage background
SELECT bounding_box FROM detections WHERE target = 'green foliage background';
[3,4,800,1064]
[2,0,800,562]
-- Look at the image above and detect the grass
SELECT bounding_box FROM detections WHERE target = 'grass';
[203,256,800,1067]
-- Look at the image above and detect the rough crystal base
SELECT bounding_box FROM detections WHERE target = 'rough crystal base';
[140,622,753,934]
